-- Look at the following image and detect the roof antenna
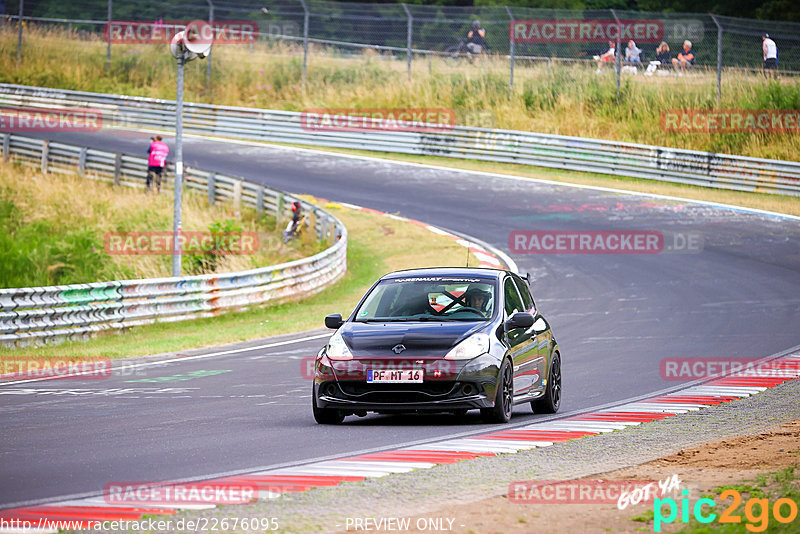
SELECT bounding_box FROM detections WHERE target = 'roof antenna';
[465,246,470,268]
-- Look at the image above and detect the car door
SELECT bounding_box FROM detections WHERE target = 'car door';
[512,274,550,395]
[502,276,538,397]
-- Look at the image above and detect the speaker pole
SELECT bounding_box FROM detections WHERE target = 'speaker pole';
[172,51,185,277]
[168,24,210,277]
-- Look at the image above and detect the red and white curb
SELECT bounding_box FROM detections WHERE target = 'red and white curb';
[3,353,798,532]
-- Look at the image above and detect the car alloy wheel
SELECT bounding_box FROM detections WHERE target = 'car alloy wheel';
[532,352,561,414]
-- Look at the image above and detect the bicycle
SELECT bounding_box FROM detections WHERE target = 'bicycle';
[443,38,488,66]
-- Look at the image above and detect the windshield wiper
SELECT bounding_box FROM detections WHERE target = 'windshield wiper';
[357,317,443,322]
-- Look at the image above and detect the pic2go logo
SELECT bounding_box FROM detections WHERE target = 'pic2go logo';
[654,489,799,532]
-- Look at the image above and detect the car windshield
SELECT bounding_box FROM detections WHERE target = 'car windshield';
[354,276,496,322]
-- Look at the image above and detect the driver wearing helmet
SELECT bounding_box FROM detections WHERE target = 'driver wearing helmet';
[466,20,486,55]
[464,285,491,317]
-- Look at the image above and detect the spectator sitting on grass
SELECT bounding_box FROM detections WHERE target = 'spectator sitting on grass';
[625,40,642,65]
[595,40,616,73]
[672,40,695,74]
[656,41,671,65]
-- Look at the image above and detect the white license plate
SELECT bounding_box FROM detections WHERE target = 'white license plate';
[367,369,424,383]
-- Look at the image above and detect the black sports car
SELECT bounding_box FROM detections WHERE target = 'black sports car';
[312,267,561,424]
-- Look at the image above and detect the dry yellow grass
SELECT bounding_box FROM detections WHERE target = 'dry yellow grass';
[0,160,314,284]
[2,26,798,160]
[0,198,481,359]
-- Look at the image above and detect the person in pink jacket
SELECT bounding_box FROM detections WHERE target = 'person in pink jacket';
[146,135,170,193]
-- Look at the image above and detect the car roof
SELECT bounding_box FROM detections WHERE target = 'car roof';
[380,267,507,281]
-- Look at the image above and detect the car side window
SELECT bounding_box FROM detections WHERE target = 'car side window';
[503,277,524,317]
[512,275,535,311]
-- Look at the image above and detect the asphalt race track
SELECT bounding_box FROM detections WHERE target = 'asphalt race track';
[2,129,799,509]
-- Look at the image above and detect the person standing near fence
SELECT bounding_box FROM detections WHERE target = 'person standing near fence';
[146,135,169,194]
[466,21,486,57]
[762,34,778,79]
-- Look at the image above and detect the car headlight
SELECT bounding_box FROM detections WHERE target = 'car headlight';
[444,333,490,361]
[326,331,353,361]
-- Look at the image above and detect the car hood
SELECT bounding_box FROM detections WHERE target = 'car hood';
[339,321,485,359]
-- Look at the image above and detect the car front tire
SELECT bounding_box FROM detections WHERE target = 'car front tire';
[481,359,513,423]
[313,385,345,424]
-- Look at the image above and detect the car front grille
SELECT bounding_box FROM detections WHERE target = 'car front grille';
[336,381,460,403]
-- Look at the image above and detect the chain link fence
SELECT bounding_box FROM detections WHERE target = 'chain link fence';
[2,1,799,95]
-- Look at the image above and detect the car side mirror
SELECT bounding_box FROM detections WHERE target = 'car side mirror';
[504,312,534,331]
[324,313,344,329]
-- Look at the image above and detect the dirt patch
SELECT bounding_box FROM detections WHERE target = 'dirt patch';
[392,420,800,534]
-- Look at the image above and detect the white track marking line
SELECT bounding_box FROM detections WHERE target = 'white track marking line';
[528,421,635,429]
[171,129,800,222]
[410,441,534,453]
[263,468,390,478]
[511,425,621,433]
[329,460,437,470]
[47,498,215,510]
[686,386,766,394]
[462,439,551,449]
[276,460,430,472]
[0,333,331,387]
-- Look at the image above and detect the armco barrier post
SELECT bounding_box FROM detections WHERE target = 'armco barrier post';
[78,147,87,177]
[233,180,242,217]
[256,188,264,213]
[2,133,9,161]
[41,140,49,173]
[276,193,284,229]
[113,153,121,185]
[305,208,316,245]
[207,172,216,205]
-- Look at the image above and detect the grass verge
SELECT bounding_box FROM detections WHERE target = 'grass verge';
[0,199,478,360]
[1,26,799,160]
[0,159,319,287]
[672,466,799,533]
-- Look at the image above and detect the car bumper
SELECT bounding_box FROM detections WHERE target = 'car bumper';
[313,353,503,414]
[315,390,493,413]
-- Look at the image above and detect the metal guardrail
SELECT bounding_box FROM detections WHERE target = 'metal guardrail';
[1,84,798,196]
[0,132,347,347]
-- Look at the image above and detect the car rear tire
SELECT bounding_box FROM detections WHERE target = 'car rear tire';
[481,359,513,423]
[313,385,345,424]
[532,352,561,414]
